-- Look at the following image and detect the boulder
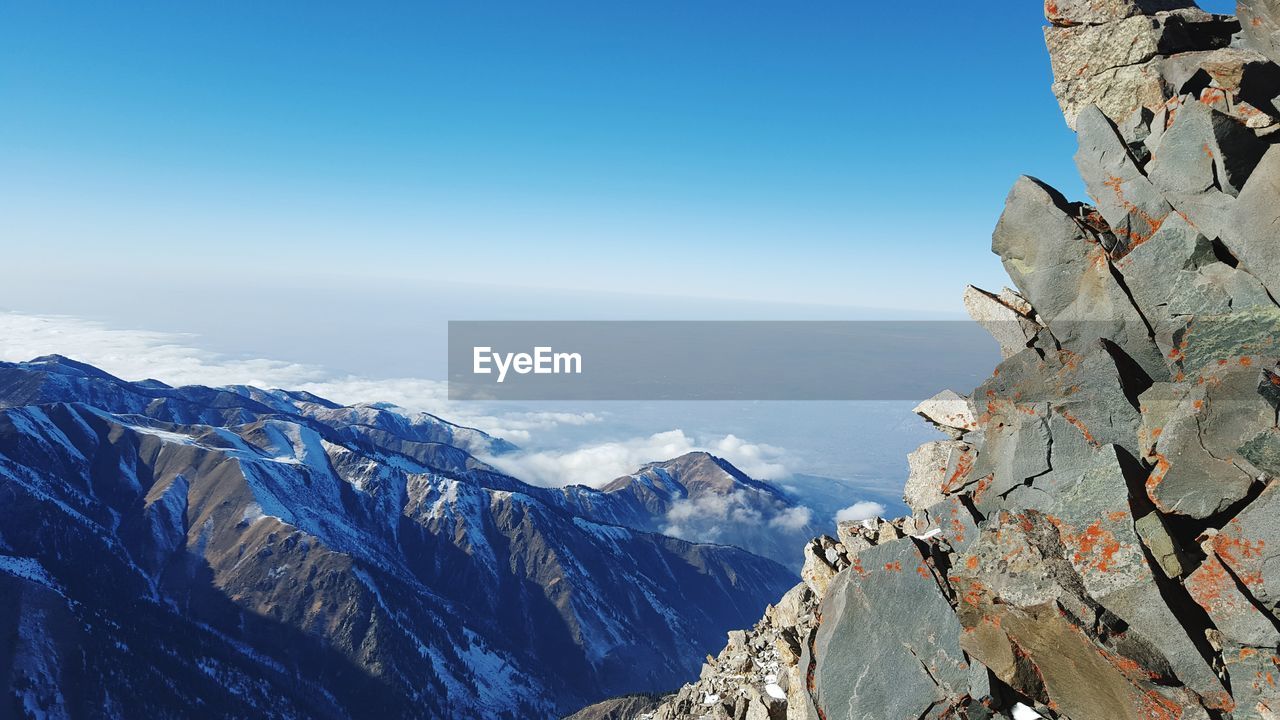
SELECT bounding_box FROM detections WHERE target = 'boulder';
[1206,481,1280,618]
[1185,544,1280,647]
[904,440,972,512]
[800,537,843,597]
[1075,104,1175,254]
[1141,367,1271,519]
[812,539,973,719]
[912,389,976,438]
[1148,99,1269,197]
[961,285,1040,359]
[1134,510,1189,578]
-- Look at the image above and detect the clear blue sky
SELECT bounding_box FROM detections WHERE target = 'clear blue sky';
[0,1,1239,313]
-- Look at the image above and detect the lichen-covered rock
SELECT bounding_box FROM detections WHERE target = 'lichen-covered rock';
[1148,98,1269,197]
[812,539,973,720]
[1044,0,1197,27]
[991,174,1167,379]
[962,285,1041,359]
[1241,0,1280,66]
[913,389,977,438]
[621,3,1280,720]
[1046,9,1237,127]
[904,439,972,512]
[1141,366,1273,518]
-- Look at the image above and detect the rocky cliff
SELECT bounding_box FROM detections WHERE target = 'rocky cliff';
[611,2,1280,718]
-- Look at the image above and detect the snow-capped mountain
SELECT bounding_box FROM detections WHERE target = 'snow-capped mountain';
[0,356,794,719]
[558,452,822,569]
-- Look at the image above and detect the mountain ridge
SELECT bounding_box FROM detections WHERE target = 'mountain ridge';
[0,355,795,719]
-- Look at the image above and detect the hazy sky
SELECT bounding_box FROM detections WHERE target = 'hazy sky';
[6,2,1242,316]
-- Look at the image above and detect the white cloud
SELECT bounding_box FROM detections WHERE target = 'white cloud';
[711,434,788,480]
[661,489,813,545]
[0,311,792,491]
[835,501,886,523]
[769,505,813,531]
[0,311,599,444]
[483,429,789,488]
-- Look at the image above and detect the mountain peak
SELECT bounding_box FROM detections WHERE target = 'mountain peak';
[619,451,776,497]
[569,451,815,570]
[22,354,128,381]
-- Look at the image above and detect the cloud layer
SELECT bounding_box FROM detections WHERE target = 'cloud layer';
[0,311,791,489]
[483,429,789,488]
[0,311,599,444]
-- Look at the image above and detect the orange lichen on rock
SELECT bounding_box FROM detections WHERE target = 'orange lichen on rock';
[1101,175,1167,251]
[1058,409,1099,446]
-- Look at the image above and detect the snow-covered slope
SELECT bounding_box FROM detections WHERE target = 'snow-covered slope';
[0,356,793,719]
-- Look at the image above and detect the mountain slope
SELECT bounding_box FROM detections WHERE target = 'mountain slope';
[558,452,821,569]
[0,356,794,719]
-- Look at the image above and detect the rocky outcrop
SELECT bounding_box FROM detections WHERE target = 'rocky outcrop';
[1046,4,1241,129]
[628,515,937,720]
[632,2,1280,719]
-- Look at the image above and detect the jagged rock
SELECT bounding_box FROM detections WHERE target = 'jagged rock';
[812,539,972,720]
[1134,510,1189,578]
[1186,544,1280,647]
[1154,46,1280,124]
[992,174,1167,380]
[1242,0,1280,66]
[1109,211,1277,370]
[954,447,1230,716]
[1075,104,1176,254]
[1219,642,1280,719]
[1148,99,1269,197]
[1224,146,1280,300]
[1045,0,1197,27]
[922,495,980,553]
[1046,9,1237,127]
[765,584,810,633]
[904,440,973,511]
[1206,481,1280,619]
[800,537,842,597]
[961,285,1040,359]
[912,389,976,438]
[1141,367,1272,518]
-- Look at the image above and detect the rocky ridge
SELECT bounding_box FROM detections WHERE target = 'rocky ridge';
[606,2,1280,719]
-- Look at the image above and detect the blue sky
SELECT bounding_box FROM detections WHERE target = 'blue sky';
[0,1,1238,315]
[0,1,1244,494]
